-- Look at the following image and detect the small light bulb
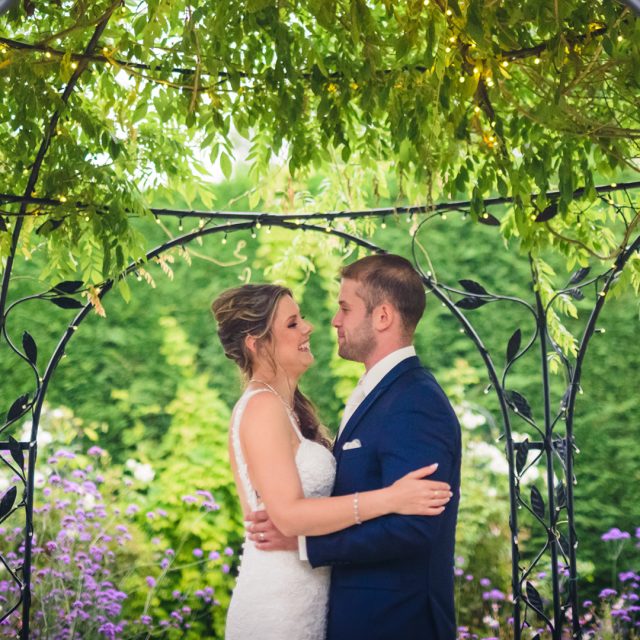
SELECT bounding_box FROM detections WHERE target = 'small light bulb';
[222,235,227,244]
[446,8,452,15]
[45,51,52,59]
[459,76,465,83]
[617,35,623,42]
[59,195,67,202]
[71,62,78,70]
[474,106,481,113]
[501,60,508,67]
[534,57,541,65]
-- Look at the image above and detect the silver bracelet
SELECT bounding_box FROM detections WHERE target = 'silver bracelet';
[353,492,362,525]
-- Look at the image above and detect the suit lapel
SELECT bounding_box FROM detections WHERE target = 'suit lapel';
[334,356,422,463]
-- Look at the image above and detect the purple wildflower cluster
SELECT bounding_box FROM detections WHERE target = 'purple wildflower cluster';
[0,447,231,638]
[454,526,640,639]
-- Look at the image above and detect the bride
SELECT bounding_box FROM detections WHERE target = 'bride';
[211,283,451,640]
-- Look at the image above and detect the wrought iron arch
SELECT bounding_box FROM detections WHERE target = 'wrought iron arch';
[1,186,639,637]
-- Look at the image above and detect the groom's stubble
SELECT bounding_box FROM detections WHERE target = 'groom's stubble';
[337,312,377,364]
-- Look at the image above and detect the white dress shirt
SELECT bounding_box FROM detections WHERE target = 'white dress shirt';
[299,345,417,561]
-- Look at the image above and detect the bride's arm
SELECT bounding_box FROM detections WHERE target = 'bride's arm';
[240,393,450,538]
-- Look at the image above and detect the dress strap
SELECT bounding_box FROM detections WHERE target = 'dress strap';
[248,381,305,443]
[231,389,270,512]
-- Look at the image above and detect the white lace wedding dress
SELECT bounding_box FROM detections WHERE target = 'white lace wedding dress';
[225,388,336,640]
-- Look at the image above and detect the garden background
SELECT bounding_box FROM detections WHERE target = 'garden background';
[1,0,639,637]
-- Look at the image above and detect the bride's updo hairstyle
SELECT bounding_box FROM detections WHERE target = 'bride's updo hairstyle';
[212,284,329,447]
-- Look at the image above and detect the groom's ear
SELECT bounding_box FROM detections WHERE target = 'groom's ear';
[372,301,395,331]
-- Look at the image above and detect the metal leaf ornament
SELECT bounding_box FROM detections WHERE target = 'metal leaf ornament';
[530,485,546,519]
[568,266,591,285]
[535,201,559,222]
[555,482,567,509]
[456,279,491,309]
[506,328,522,364]
[567,288,585,300]
[505,390,533,420]
[8,436,24,473]
[22,331,37,365]
[0,486,17,520]
[526,581,545,615]
[516,439,529,475]
[459,279,489,296]
[6,393,29,423]
[51,280,84,295]
[478,212,500,226]
[50,296,84,310]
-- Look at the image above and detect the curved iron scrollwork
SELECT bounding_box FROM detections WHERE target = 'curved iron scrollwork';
[0,183,638,637]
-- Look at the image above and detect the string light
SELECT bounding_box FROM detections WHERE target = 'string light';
[534,57,541,65]
[222,233,228,244]
[178,218,183,231]
[199,217,205,228]
[71,62,78,70]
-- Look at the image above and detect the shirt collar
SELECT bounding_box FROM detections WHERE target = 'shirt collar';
[360,346,416,397]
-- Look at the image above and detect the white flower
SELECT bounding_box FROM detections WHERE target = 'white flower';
[126,459,155,484]
[133,463,155,484]
[467,441,509,475]
[459,409,486,430]
[81,493,96,511]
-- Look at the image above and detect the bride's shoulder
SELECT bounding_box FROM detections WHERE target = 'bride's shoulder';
[237,389,290,433]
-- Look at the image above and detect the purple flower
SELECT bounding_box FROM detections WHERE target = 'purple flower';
[87,446,104,457]
[465,574,474,581]
[483,589,506,601]
[619,571,638,582]
[209,551,220,561]
[182,495,197,504]
[224,547,234,556]
[583,600,593,608]
[480,578,491,587]
[601,528,630,541]
[454,568,464,577]
[145,576,156,588]
[599,588,617,599]
[193,548,204,558]
[222,564,230,574]
[140,615,152,625]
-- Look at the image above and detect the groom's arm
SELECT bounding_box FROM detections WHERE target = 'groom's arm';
[306,400,460,568]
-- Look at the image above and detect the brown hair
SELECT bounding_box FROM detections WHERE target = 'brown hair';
[341,254,426,334]
[211,284,329,447]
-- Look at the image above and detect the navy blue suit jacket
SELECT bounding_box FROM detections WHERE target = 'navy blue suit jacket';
[306,356,461,640]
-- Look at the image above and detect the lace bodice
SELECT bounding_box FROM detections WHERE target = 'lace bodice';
[225,387,336,640]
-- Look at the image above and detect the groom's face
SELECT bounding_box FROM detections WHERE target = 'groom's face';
[333,278,376,363]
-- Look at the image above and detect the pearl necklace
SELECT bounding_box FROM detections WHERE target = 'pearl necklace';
[249,378,295,415]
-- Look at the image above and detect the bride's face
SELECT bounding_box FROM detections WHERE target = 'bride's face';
[259,295,314,376]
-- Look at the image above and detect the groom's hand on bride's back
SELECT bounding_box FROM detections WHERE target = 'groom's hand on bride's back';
[246,510,299,551]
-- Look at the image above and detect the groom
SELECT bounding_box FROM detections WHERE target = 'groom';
[250,254,461,640]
